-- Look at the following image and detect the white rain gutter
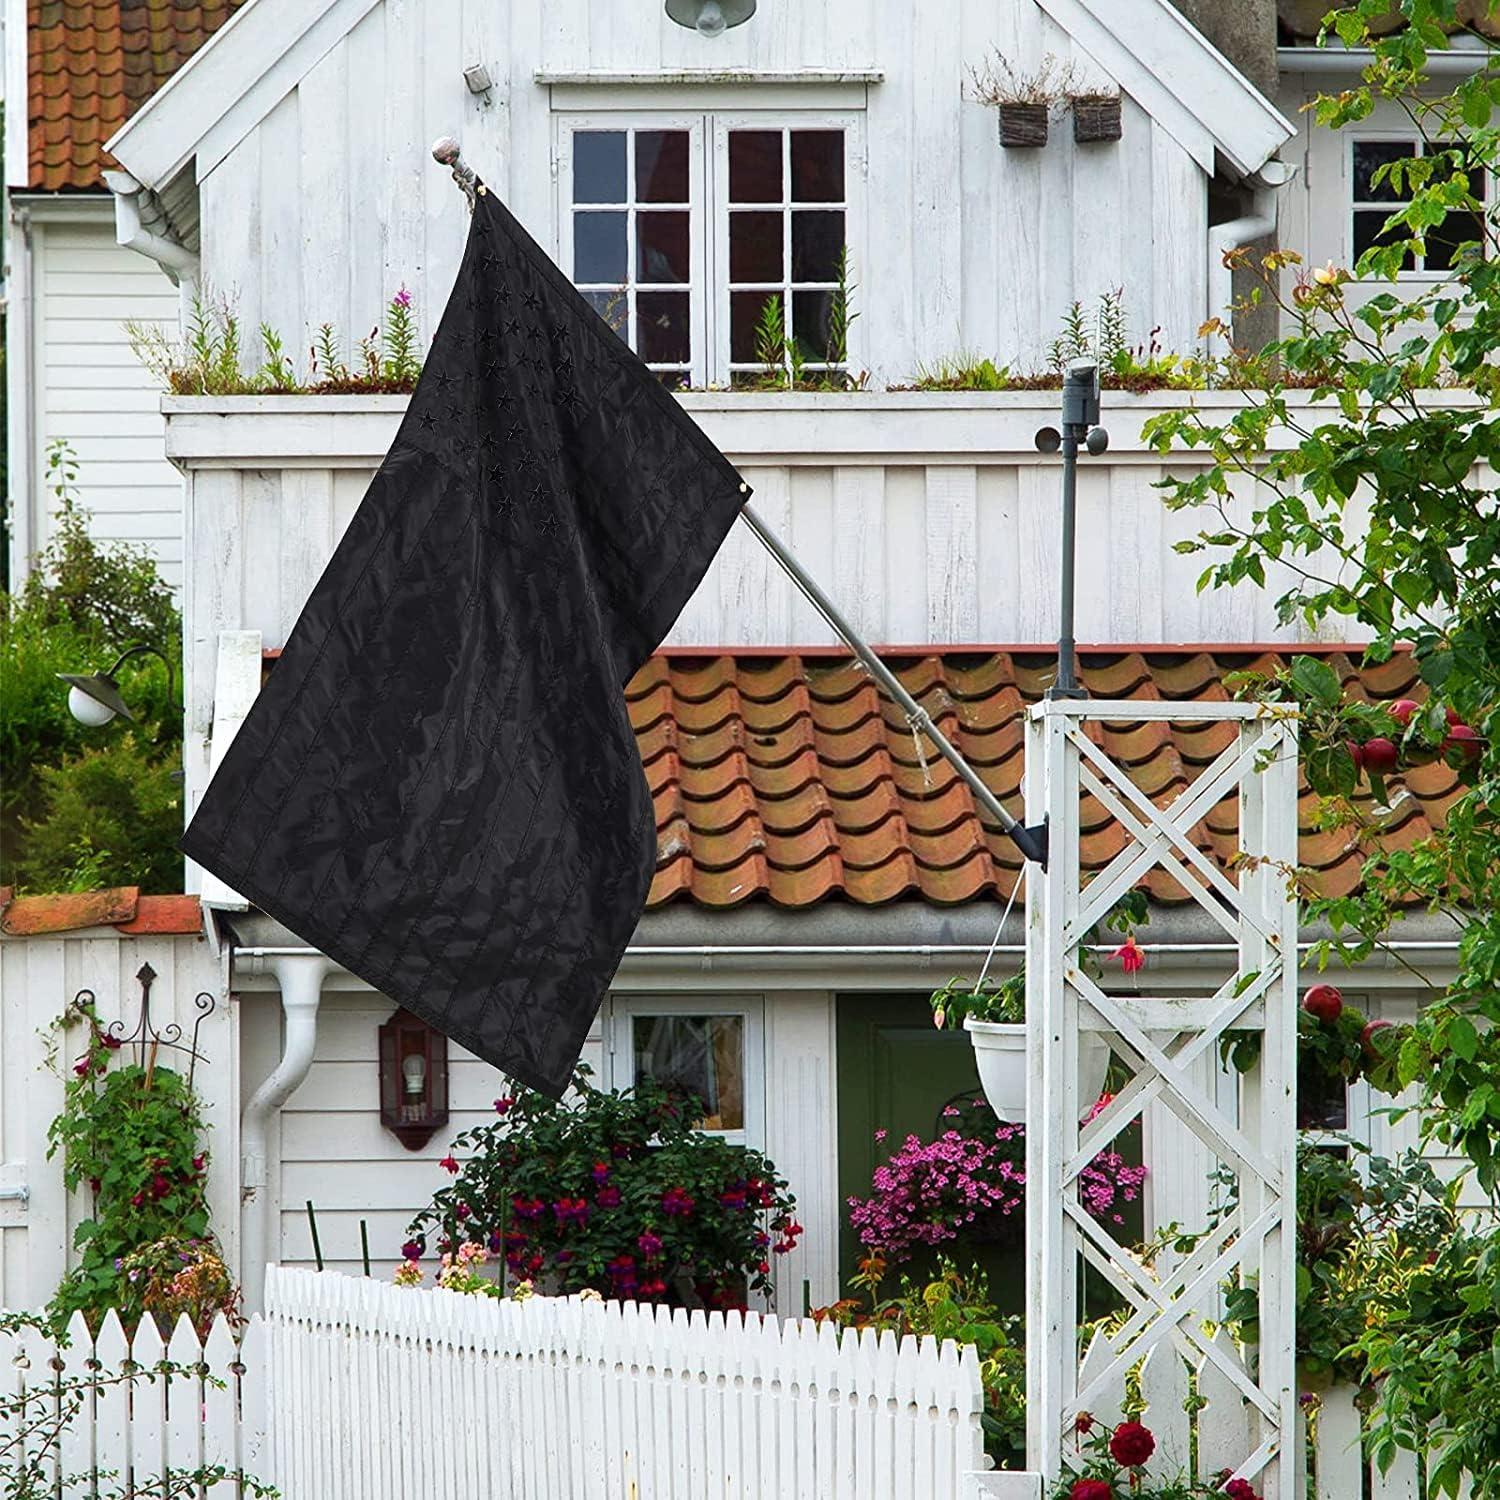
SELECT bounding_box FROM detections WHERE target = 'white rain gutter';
[1208,165,1295,359]
[233,939,1464,961]
[102,168,198,285]
[239,951,329,1316]
[1277,44,1491,76]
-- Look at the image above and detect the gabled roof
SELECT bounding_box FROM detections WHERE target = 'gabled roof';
[1035,0,1294,178]
[629,648,1459,910]
[106,0,1292,195]
[24,0,247,191]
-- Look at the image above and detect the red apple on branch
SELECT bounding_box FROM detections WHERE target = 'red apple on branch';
[1444,723,1483,762]
[1389,699,1420,726]
[1302,984,1344,1023]
[1360,737,1399,773]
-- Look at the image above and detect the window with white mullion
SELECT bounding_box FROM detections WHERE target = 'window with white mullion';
[719,120,852,385]
[562,119,703,387]
[1350,134,1488,277]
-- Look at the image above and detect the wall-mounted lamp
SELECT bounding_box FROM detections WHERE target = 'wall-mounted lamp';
[665,0,756,38]
[378,1007,449,1150]
[59,642,178,727]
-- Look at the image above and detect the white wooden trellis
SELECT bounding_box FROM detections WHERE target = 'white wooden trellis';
[1023,698,1299,1497]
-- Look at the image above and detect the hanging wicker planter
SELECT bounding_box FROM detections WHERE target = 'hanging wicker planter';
[1072,94,1122,144]
[998,101,1049,148]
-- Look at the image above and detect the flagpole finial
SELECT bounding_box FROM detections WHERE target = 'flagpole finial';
[432,136,483,209]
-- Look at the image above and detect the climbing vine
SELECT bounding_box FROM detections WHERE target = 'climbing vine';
[45,996,235,1332]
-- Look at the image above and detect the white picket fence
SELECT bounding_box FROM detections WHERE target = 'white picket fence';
[263,1265,985,1498]
[0,1271,1469,1499]
[0,1305,268,1495]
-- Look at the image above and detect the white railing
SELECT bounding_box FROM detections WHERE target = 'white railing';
[261,1266,985,1499]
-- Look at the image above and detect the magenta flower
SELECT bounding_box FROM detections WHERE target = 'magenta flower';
[393,285,412,309]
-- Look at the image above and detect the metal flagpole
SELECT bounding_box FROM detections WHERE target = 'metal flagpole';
[432,137,1049,867]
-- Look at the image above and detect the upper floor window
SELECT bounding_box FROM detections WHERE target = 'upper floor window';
[1351,136,1487,274]
[558,113,858,387]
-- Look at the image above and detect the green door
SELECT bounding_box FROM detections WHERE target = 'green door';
[835,992,1021,1302]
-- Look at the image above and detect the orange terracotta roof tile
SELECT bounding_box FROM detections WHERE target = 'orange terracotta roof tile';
[627,649,1463,910]
[26,1,248,191]
[0,886,203,935]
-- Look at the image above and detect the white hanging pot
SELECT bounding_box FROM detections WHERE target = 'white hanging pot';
[965,1019,1109,1123]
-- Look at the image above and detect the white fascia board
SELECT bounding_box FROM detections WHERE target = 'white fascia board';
[7,191,115,223]
[1034,0,1295,179]
[105,0,381,190]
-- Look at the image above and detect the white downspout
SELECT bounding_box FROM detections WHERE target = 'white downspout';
[5,201,35,583]
[1207,163,1296,358]
[240,952,329,1316]
[102,169,199,285]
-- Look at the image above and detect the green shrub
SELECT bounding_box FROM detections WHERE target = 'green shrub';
[13,733,182,893]
[1,441,182,891]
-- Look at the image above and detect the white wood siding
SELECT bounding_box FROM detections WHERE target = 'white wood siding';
[32,217,185,587]
[0,931,235,1312]
[191,0,1209,389]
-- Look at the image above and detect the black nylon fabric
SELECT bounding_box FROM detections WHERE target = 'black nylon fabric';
[181,188,749,1098]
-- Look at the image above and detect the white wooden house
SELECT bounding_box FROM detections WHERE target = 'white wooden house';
[2,0,245,591]
[0,0,1482,1325]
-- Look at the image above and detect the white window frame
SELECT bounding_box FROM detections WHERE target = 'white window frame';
[554,109,864,385]
[711,111,864,384]
[1348,130,1490,281]
[555,114,708,384]
[605,993,766,1149]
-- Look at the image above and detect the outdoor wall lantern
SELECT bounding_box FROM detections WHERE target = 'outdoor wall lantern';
[378,1006,450,1151]
[59,643,177,727]
[665,0,755,37]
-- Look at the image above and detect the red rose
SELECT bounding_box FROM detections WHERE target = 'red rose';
[1070,1482,1113,1500]
[1222,1481,1256,1500]
[1108,1420,1155,1467]
[1074,1411,1095,1434]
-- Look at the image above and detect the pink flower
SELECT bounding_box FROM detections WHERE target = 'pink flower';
[1112,935,1145,973]
[73,1058,92,1077]
[101,1035,122,1050]
[637,1230,663,1258]
[393,285,412,309]
[494,1096,514,1115]
[591,1160,611,1185]
[439,1155,459,1173]
[661,1187,695,1217]
[596,1185,621,1209]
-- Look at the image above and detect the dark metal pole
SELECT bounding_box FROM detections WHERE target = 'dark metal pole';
[739,498,1049,867]
[1056,426,1081,696]
[1041,361,1106,701]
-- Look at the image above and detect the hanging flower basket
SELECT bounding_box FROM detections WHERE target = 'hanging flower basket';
[964,1019,1109,1123]
[1072,94,1122,144]
[998,101,1049,149]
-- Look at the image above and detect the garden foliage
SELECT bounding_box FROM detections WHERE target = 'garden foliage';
[46,996,235,1333]
[403,1065,801,1311]
[1,441,182,892]
[1138,2,1500,1486]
